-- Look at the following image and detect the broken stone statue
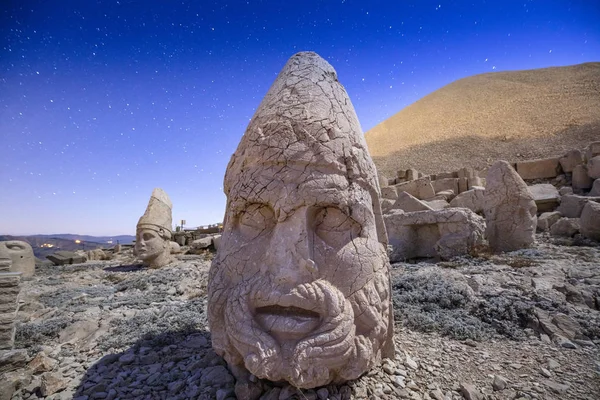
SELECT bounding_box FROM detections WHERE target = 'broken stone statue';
[0,240,35,277]
[207,52,395,389]
[484,160,537,252]
[134,188,175,269]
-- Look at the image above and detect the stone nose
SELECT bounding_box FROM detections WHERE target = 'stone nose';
[266,212,317,286]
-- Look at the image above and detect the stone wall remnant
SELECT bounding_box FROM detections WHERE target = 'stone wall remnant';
[384,208,486,261]
[207,52,394,389]
[484,161,537,252]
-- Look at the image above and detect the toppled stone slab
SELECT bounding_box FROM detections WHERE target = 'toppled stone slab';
[422,199,450,210]
[516,157,562,180]
[384,208,486,261]
[528,184,560,213]
[46,251,87,266]
[449,187,485,214]
[392,191,433,212]
[580,201,600,241]
[484,161,537,253]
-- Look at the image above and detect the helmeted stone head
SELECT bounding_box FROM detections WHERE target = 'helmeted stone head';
[207,52,394,389]
[134,188,174,268]
[0,241,35,277]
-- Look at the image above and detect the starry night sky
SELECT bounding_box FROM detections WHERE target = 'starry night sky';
[1,1,599,236]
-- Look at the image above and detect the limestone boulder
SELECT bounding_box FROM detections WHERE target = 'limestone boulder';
[484,161,537,252]
[191,237,213,250]
[559,149,584,173]
[585,141,600,162]
[537,211,562,232]
[380,198,395,214]
[580,201,600,241]
[432,178,459,196]
[392,191,433,212]
[528,184,560,213]
[572,164,594,191]
[587,156,600,180]
[549,218,580,237]
[381,186,398,200]
[384,208,486,261]
[590,179,600,196]
[516,157,562,180]
[449,187,485,214]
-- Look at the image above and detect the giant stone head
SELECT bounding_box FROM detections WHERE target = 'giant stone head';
[207,52,394,389]
[134,188,174,269]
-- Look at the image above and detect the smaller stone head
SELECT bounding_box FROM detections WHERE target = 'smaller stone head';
[135,188,174,268]
[0,240,35,277]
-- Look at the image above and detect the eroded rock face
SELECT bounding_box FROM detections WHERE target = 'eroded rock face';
[134,188,174,269]
[0,241,35,277]
[484,161,537,252]
[207,52,394,389]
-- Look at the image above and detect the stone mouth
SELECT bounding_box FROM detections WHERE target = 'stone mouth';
[254,302,322,338]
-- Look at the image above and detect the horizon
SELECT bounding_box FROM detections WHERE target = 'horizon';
[2,1,599,236]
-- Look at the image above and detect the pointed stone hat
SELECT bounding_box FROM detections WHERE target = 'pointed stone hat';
[137,188,173,236]
[224,51,388,244]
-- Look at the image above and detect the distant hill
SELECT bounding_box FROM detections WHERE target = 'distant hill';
[365,62,600,177]
[0,234,135,259]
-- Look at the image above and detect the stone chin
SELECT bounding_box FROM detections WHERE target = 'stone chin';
[208,271,391,389]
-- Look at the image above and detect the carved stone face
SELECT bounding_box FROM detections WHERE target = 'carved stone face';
[0,240,35,277]
[208,166,392,388]
[134,228,171,268]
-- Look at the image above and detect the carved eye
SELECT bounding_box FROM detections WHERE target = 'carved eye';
[5,243,25,251]
[238,203,275,239]
[142,232,156,241]
[314,207,361,248]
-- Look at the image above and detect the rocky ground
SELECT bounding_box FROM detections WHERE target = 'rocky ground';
[1,235,599,400]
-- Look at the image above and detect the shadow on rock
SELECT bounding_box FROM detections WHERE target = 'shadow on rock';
[73,329,236,400]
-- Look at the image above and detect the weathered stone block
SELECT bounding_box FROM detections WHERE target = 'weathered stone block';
[392,191,433,212]
[557,194,600,218]
[432,178,459,196]
[46,251,87,266]
[559,149,583,173]
[580,201,600,241]
[587,156,600,180]
[549,218,580,237]
[590,179,600,196]
[537,211,563,231]
[528,184,560,213]
[484,161,537,252]
[384,208,486,261]
[381,186,398,200]
[516,157,562,180]
[394,176,436,200]
[449,187,485,214]
[572,164,594,190]
[585,141,600,162]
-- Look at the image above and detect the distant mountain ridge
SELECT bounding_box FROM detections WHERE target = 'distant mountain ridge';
[0,234,135,259]
[365,62,600,177]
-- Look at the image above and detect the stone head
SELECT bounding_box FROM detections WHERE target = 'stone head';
[207,52,394,389]
[0,240,35,277]
[135,188,174,268]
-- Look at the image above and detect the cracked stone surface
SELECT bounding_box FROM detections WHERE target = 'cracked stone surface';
[207,51,394,389]
[484,161,537,252]
[134,188,175,269]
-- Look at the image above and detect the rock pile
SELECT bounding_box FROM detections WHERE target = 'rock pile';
[381,141,600,259]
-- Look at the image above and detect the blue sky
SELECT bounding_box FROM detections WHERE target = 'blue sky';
[1,0,599,235]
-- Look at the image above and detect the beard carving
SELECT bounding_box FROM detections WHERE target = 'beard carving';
[208,258,391,389]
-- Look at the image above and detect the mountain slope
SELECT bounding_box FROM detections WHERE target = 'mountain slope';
[365,62,600,177]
